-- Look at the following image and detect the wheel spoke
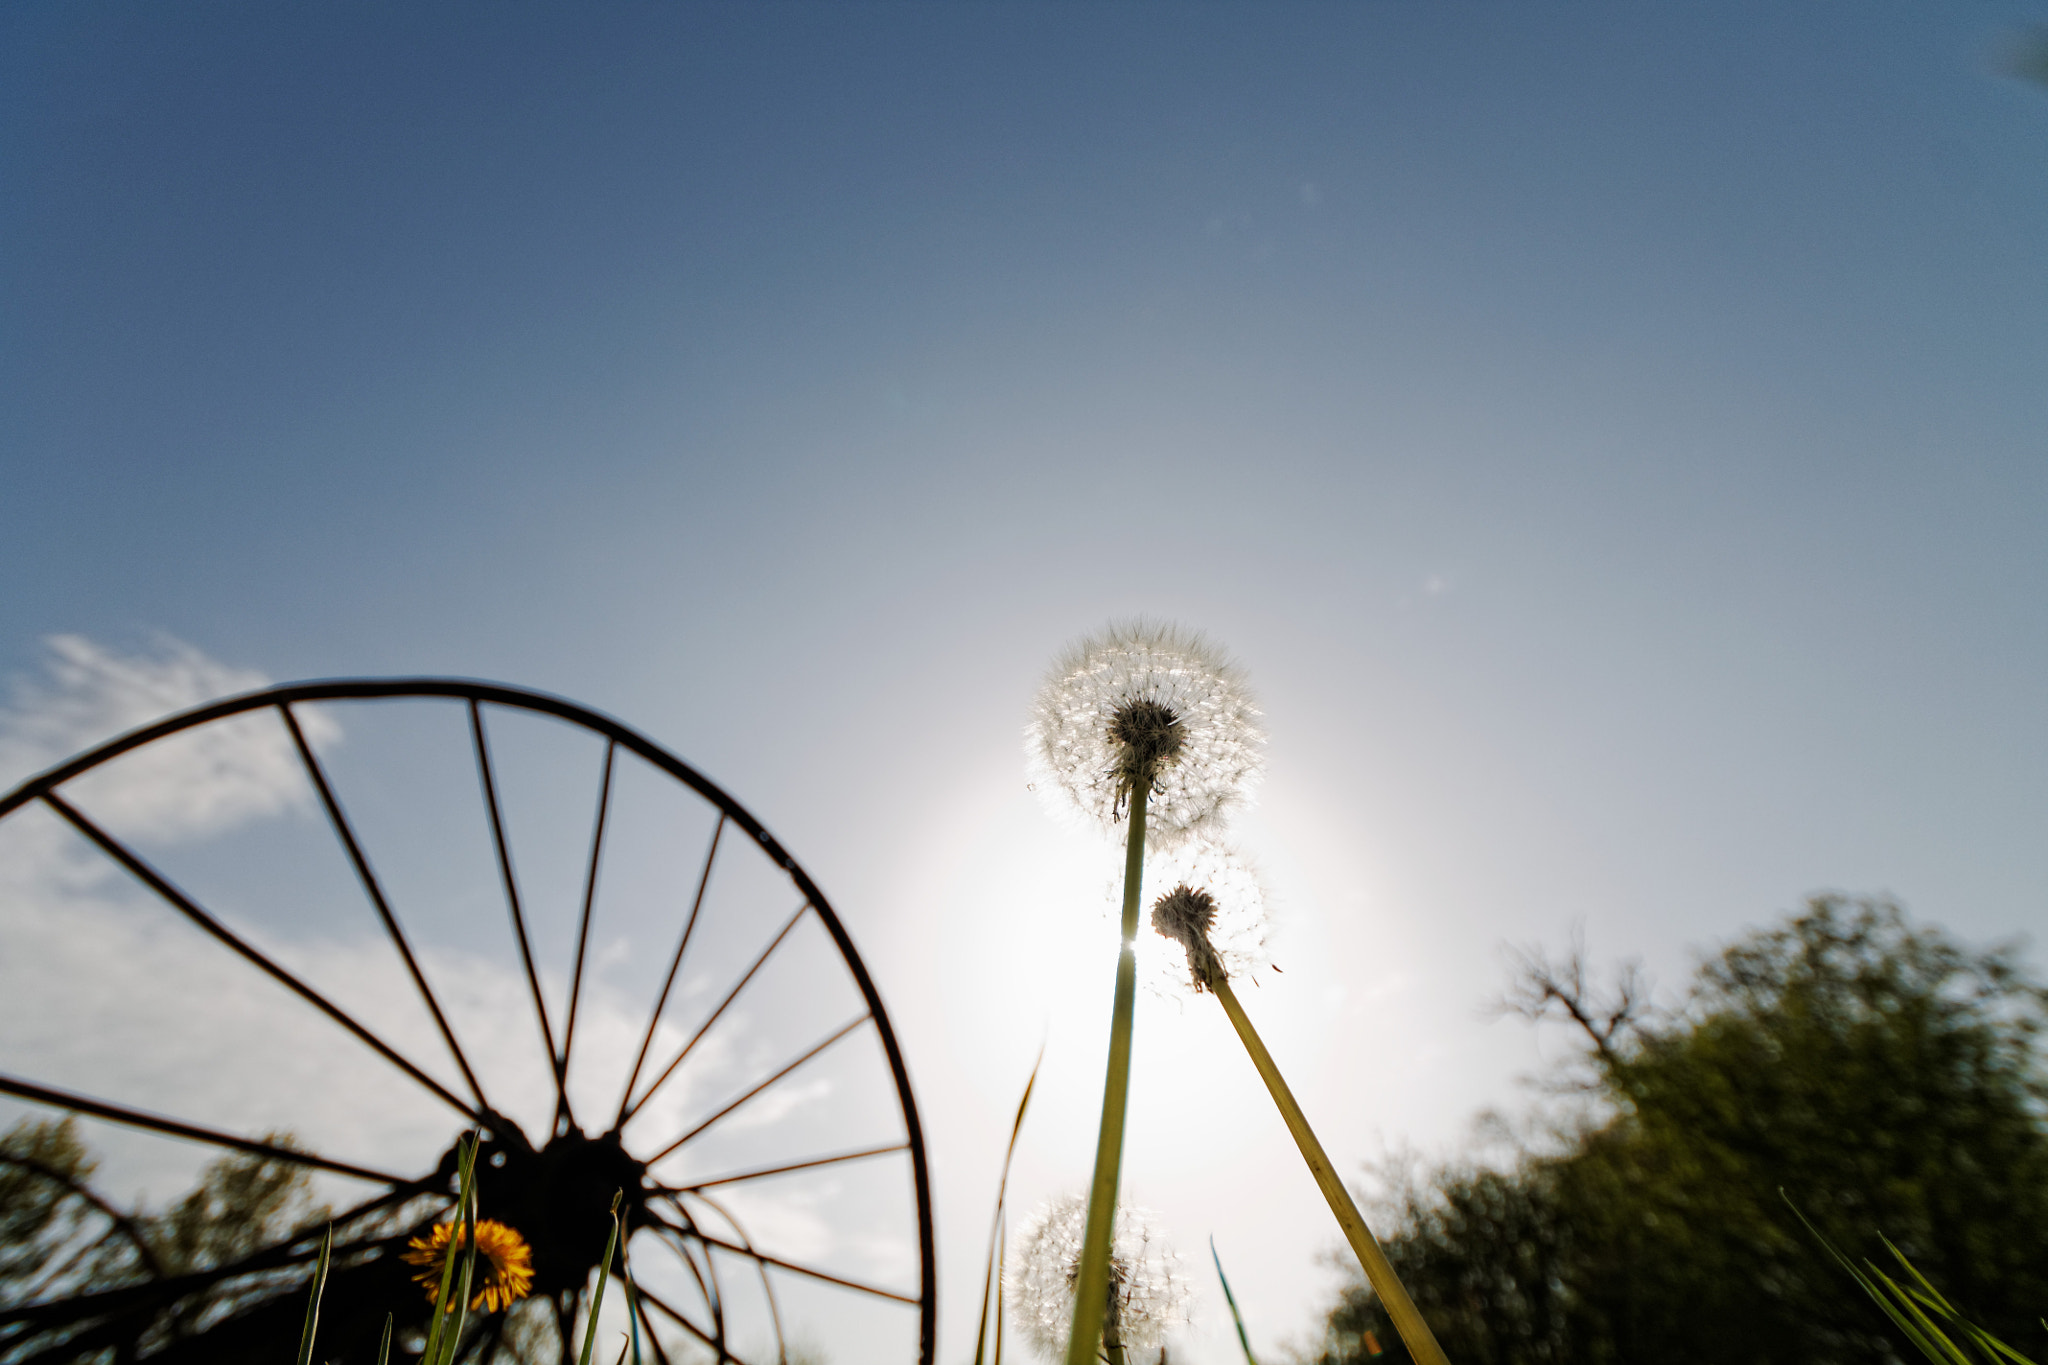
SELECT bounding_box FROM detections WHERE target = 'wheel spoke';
[0,1169,422,1346]
[0,678,934,1364]
[39,792,482,1124]
[558,738,616,1129]
[653,1142,910,1193]
[0,1072,415,1187]
[635,1284,743,1364]
[280,702,495,1116]
[615,815,725,1126]
[0,1212,416,1330]
[631,1292,680,1365]
[0,1186,432,1342]
[620,901,809,1126]
[652,1205,919,1306]
[643,1015,869,1165]
[649,1201,727,1354]
[690,1189,788,1365]
[469,701,563,1113]
[462,1310,508,1363]
[697,1234,918,1306]
[0,1151,168,1278]
[18,1228,121,1305]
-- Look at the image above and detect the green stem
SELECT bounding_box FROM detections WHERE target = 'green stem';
[294,1223,333,1365]
[1211,1236,1259,1365]
[421,1133,479,1365]
[1063,778,1151,1365]
[1211,974,1452,1365]
[976,1051,1043,1365]
[1102,1281,1129,1365]
[435,1155,482,1365]
[578,1192,625,1365]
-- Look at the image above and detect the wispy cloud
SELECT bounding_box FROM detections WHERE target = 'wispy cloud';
[0,639,894,1349]
[0,634,335,842]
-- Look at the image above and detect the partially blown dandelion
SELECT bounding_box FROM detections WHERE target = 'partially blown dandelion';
[1134,841,1268,997]
[1156,866,1454,1365]
[1032,627,1452,1364]
[1027,621,1263,1365]
[1027,621,1263,850]
[1010,1195,1189,1364]
[402,1219,534,1314]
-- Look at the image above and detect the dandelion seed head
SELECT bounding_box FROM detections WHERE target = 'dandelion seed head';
[1152,886,1223,991]
[1008,1194,1190,1361]
[1027,621,1263,849]
[1124,841,1269,997]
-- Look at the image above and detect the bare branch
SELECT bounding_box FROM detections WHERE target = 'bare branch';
[1492,927,1653,1068]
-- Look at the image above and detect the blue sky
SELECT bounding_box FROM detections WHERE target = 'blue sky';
[4,3,2046,1360]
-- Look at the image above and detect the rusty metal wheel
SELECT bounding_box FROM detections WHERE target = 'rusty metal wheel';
[0,680,933,1365]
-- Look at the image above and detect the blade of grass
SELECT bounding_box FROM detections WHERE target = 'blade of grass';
[619,1212,643,1365]
[994,1209,1007,1365]
[294,1223,334,1365]
[375,1313,393,1365]
[437,1141,484,1365]
[1210,1236,1258,1365]
[975,1047,1044,1365]
[1879,1238,2038,1364]
[422,1133,480,1365]
[1964,1324,2041,1365]
[1886,1245,2039,1365]
[1871,1265,1976,1364]
[1781,1191,2000,1365]
[1785,1198,1959,1362]
[1887,1236,1962,1314]
[578,1192,625,1365]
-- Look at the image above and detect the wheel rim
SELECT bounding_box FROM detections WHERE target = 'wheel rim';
[0,679,935,1365]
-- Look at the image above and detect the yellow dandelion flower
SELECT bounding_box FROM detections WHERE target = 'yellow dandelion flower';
[401,1218,534,1313]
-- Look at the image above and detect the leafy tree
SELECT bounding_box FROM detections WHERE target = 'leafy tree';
[1,1125,574,1363]
[1,1118,161,1310]
[1,1117,328,1359]
[1307,896,2048,1365]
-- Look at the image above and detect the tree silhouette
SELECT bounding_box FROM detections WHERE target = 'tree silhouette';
[1310,897,2048,1365]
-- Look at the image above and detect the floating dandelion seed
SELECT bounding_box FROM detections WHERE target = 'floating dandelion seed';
[1114,841,1268,998]
[1027,621,1263,850]
[1009,1195,1189,1363]
[402,1219,534,1313]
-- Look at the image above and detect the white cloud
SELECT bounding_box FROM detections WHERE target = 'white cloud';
[0,640,907,1358]
[0,634,336,843]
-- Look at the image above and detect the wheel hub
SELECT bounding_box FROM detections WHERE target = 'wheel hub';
[438,1122,649,1299]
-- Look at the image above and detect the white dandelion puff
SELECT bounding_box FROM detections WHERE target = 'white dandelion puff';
[1124,841,1269,997]
[1009,1194,1190,1362]
[1026,621,1263,849]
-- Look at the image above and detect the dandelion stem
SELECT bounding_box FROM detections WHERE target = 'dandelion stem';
[1102,1281,1130,1365]
[1064,778,1150,1365]
[1210,974,1451,1365]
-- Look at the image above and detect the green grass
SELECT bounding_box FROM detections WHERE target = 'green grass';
[1787,1192,2043,1365]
